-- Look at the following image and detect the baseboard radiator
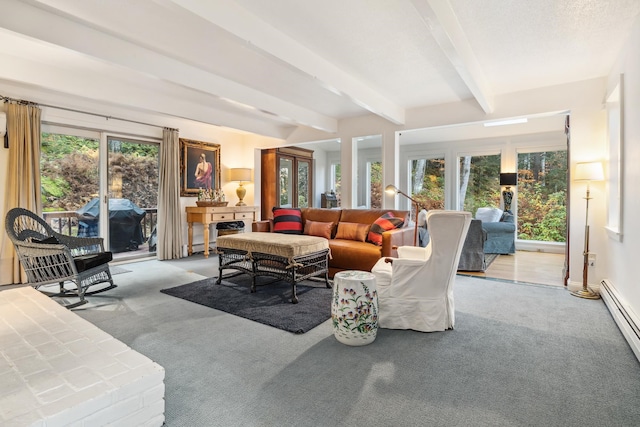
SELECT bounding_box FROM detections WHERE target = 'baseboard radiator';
[600,279,640,362]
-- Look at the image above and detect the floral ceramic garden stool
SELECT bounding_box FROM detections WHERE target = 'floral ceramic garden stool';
[331,270,378,346]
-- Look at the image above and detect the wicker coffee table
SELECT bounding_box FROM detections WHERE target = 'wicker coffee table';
[216,232,330,303]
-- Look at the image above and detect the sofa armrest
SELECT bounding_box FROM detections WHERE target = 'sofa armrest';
[482,221,516,234]
[381,227,415,257]
[252,220,273,232]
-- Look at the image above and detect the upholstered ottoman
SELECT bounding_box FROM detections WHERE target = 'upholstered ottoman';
[216,232,330,303]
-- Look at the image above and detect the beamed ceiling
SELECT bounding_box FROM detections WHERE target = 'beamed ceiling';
[0,0,638,143]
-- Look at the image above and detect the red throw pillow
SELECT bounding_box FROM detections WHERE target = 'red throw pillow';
[367,212,404,246]
[272,207,303,234]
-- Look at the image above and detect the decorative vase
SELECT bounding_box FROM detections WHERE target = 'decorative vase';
[331,270,378,346]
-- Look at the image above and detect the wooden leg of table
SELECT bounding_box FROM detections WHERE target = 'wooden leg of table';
[203,223,210,258]
[187,222,193,256]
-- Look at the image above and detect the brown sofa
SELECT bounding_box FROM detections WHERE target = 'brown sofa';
[253,208,414,277]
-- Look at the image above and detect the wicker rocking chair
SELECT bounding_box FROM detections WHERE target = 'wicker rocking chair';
[5,207,116,308]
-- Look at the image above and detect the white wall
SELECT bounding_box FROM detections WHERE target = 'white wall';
[602,17,640,321]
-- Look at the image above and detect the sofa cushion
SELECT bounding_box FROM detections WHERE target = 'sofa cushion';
[272,207,303,234]
[500,211,515,223]
[304,220,334,239]
[339,209,408,225]
[328,239,382,271]
[300,208,342,225]
[367,212,405,246]
[476,207,503,223]
[335,222,370,242]
[73,251,113,272]
[417,209,428,227]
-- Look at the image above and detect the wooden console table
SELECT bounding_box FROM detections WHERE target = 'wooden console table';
[186,205,259,258]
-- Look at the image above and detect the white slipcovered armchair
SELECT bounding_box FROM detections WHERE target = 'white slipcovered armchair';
[371,210,471,332]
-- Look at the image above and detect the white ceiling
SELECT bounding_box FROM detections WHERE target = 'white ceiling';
[0,0,638,142]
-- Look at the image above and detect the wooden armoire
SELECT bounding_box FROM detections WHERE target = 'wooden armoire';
[261,147,313,219]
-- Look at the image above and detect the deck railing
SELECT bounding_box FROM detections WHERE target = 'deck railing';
[43,208,158,243]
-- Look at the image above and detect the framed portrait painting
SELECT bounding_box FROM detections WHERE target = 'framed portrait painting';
[180,138,221,196]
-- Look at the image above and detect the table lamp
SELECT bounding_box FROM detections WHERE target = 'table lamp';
[499,172,518,212]
[229,168,252,206]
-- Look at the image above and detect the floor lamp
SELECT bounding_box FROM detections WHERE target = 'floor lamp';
[385,184,421,246]
[572,161,604,299]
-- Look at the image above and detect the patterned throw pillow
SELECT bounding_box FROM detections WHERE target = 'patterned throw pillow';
[367,212,404,246]
[272,207,303,234]
[304,220,334,239]
[335,222,370,242]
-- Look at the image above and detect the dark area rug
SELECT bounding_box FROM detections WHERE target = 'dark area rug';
[160,276,332,334]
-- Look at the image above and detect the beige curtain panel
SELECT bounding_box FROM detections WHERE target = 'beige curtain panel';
[1,102,42,284]
[157,128,184,260]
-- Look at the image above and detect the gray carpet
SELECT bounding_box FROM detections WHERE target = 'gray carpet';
[160,276,332,334]
[110,265,131,275]
[73,258,640,427]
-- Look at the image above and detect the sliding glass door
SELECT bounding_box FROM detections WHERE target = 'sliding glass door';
[40,126,159,260]
[107,136,159,257]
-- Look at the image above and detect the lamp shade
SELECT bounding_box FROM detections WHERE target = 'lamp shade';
[499,173,518,186]
[574,162,604,182]
[229,168,252,182]
[385,184,398,194]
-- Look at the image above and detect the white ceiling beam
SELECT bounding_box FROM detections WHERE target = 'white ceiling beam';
[0,52,291,139]
[0,0,336,133]
[165,0,406,125]
[411,0,494,114]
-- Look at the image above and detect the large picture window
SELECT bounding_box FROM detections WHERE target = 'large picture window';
[458,153,501,214]
[517,149,567,242]
[410,157,445,210]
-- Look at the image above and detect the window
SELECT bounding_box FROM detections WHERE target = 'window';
[458,154,501,214]
[355,135,382,208]
[517,150,567,242]
[40,129,160,258]
[41,131,100,235]
[369,161,382,209]
[107,136,159,253]
[410,157,445,210]
[606,74,624,240]
[331,162,341,207]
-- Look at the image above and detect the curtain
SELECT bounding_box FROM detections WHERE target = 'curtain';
[157,128,184,260]
[0,102,42,284]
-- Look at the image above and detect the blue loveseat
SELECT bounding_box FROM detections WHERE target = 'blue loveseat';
[476,208,516,254]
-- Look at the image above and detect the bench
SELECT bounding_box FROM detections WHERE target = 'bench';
[0,287,165,426]
[216,232,331,303]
